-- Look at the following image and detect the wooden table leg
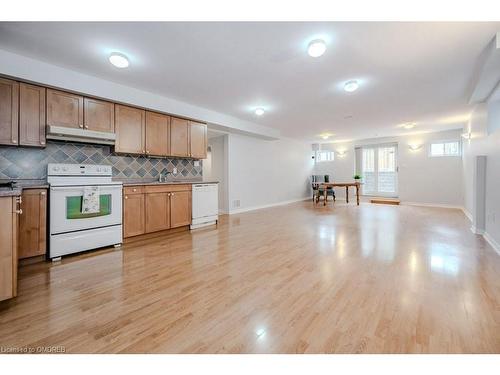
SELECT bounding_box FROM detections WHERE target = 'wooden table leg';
[356,184,360,205]
[346,186,349,204]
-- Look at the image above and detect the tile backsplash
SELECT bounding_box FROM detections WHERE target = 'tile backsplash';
[0,141,202,180]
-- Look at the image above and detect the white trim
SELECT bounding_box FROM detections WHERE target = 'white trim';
[483,232,500,256]
[471,226,485,235]
[400,202,464,210]
[228,197,310,215]
[462,208,473,222]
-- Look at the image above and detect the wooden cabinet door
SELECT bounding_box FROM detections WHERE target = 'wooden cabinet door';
[18,189,47,259]
[146,111,170,157]
[115,105,146,155]
[189,121,207,159]
[19,83,46,147]
[145,192,170,233]
[84,98,114,133]
[123,193,145,238]
[170,191,191,228]
[0,197,18,301]
[170,117,189,157]
[0,78,19,146]
[46,89,84,129]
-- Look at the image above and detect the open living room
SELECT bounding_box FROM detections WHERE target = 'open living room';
[0,2,499,373]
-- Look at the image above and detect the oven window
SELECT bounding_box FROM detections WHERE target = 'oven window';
[66,194,112,219]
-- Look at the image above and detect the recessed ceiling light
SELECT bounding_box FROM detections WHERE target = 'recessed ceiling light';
[400,122,416,129]
[321,133,333,140]
[109,52,129,68]
[307,39,326,57]
[254,108,265,116]
[344,80,359,92]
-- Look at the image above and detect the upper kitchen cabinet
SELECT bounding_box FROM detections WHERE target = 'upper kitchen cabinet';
[46,89,84,129]
[114,104,146,154]
[189,121,207,159]
[84,98,115,133]
[145,111,170,157]
[19,83,46,147]
[170,117,189,157]
[0,78,19,146]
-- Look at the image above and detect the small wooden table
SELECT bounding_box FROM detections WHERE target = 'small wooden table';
[314,182,361,206]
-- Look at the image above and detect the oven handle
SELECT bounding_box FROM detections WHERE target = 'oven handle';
[50,185,123,191]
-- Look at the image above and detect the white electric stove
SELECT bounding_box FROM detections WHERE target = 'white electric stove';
[48,163,122,260]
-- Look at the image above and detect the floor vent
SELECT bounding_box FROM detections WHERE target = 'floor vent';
[370,198,400,205]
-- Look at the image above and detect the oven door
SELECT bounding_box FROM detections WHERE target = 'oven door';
[50,184,122,234]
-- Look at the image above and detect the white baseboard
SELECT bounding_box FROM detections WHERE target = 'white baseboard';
[228,197,310,215]
[400,202,464,210]
[471,226,485,235]
[483,232,500,256]
[462,208,473,222]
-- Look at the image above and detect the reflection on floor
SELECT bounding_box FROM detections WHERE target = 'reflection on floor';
[0,201,499,353]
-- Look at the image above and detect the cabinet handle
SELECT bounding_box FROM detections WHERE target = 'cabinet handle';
[171,193,175,196]
[15,209,23,215]
[132,188,137,192]
[40,141,46,145]
[142,150,145,153]
[79,124,84,128]
[16,196,22,204]
[40,191,46,196]
[12,139,17,144]
[84,125,89,129]
[125,196,129,200]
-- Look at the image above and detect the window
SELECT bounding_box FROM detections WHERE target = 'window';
[429,141,460,157]
[315,151,335,162]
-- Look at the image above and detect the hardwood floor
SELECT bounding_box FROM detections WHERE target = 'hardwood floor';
[1,202,499,353]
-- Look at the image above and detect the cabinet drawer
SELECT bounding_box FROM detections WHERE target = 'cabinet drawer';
[145,184,192,194]
[124,186,144,195]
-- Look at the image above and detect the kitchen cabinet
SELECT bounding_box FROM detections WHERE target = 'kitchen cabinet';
[18,189,47,259]
[115,104,146,155]
[145,192,170,233]
[189,121,207,159]
[0,196,20,301]
[19,83,46,147]
[146,111,170,157]
[124,184,191,238]
[0,78,19,146]
[84,98,115,133]
[170,190,191,228]
[170,117,189,157]
[46,89,84,129]
[123,187,146,238]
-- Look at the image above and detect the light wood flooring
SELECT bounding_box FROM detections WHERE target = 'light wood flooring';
[1,201,499,353]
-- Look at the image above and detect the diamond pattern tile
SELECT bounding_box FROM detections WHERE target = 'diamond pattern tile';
[0,140,202,180]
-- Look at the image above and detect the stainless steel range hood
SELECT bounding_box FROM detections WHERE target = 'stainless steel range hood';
[46,125,116,145]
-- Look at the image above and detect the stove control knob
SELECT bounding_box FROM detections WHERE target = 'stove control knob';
[62,167,68,172]
[53,166,60,172]
[96,167,102,172]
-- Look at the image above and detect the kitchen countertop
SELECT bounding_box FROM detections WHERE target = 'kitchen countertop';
[0,179,49,197]
[116,178,219,186]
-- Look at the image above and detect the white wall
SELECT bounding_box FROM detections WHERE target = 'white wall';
[227,134,314,213]
[313,129,464,206]
[463,100,500,251]
[204,135,229,213]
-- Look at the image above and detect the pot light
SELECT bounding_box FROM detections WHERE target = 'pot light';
[254,108,265,116]
[398,122,416,130]
[109,53,129,68]
[307,39,326,57]
[343,80,359,92]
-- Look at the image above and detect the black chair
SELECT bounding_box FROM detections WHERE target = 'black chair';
[311,175,323,202]
[315,175,336,203]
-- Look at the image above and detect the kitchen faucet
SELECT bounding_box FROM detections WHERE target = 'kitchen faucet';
[158,170,172,183]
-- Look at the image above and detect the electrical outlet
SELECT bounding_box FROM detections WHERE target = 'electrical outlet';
[194,161,200,167]
[233,199,240,208]
[173,167,177,174]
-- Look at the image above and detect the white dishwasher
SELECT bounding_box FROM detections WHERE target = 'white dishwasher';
[191,183,219,229]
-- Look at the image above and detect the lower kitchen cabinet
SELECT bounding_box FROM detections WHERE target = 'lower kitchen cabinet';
[145,192,170,233]
[123,184,192,238]
[170,190,191,228]
[0,196,20,301]
[18,189,47,259]
[123,190,146,238]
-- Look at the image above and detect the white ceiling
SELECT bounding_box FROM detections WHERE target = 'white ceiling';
[0,22,498,142]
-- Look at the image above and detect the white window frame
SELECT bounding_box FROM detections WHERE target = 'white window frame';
[428,140,461,157]
[315,150,335,162]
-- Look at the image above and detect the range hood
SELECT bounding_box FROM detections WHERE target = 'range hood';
[46,125,116,145]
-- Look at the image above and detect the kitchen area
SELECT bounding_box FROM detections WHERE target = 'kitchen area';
[0,76,219,302]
